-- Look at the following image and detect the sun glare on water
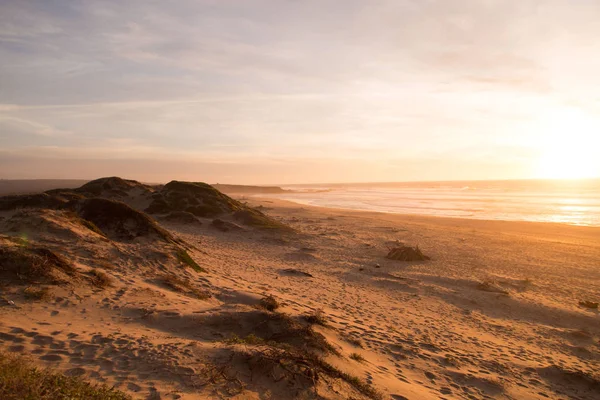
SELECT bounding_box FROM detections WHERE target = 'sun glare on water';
[535,109,600,179]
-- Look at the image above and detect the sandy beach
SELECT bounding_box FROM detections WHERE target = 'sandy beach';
[1,183,599,399]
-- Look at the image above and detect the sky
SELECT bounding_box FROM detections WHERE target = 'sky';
[1,0,600,184]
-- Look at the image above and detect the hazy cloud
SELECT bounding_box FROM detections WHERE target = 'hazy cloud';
[1,0,600,182]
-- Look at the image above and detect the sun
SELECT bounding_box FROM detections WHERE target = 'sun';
[534,108,600,179]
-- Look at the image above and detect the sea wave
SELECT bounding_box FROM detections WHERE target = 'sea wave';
[267,180,600,226]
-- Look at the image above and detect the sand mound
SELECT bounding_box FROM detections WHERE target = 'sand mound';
[229,346,381,399]
[160,211,202,224]
[232,209,291,230]
[218,310,338,354]
[538,365,600,394]
[0,193,67,211]
[386,245,430,261]
[72,198,173,242]
[77,177,152,198]
[1,209,106,240]
[145,180,290,230]
[0,238,76,284]
[146,181,239,217]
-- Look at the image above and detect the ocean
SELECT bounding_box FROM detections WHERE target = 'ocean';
[262,179,600,227]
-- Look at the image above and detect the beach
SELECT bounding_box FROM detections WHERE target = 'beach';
[1,188,599,399]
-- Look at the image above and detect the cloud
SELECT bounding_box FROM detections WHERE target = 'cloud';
[1,0,600,181]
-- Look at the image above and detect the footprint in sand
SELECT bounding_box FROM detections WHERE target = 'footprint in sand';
[40,354,63,361]
[32,335,54,346]
[8,345,25,352]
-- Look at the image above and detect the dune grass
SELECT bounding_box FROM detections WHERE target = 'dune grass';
[258,295,280,311]
[89,269,112,289]
[303,309,328,326]
[0,351,131,400]
[176,248,206,273]
[23,286,53,301]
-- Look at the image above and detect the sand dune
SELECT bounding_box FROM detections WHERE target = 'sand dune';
[0,178,599,399]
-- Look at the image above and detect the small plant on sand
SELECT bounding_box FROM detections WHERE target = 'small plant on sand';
[0,245,76,284]
[239,346,383,399]
[304,309,327,326]
[89,269,112,289]
[79,219,106,237]
[95,260,115,270]
[349,352,365,363]
[176,248,206,273]
[23,286,52,301]
[0,351,131,399]
[225,333,265,346]
[258,295,280,311]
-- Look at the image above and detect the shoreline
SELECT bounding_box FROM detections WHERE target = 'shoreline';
[250,196,600,240]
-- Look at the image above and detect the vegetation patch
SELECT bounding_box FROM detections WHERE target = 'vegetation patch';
[258,295,280,311]
[78,219,105,236]
[0,193,67,212]
[73,198,174,242]
[144,180,291,231]
[237,346,382,399]
[216,311,338,355]
[176,248,206,273]
[89,269,112,289]
[23,286,53,301]
[161,211,201,224]
[349,352,366,362]
[0,243,75,284]
[232,209,292,231]
[0,351,132,400]
[303,309,328,326]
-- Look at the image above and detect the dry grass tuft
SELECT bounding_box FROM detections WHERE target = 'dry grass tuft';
[0,351,131,400]
[258,295,280,311]
[23,286,52,301]
[239,346,382,399]
[0,244,75,284]
[303,309,328,326]
[89,269,112,289]
[349,352,365,362]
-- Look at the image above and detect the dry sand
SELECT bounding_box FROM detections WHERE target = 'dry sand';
[1,196,599,399]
